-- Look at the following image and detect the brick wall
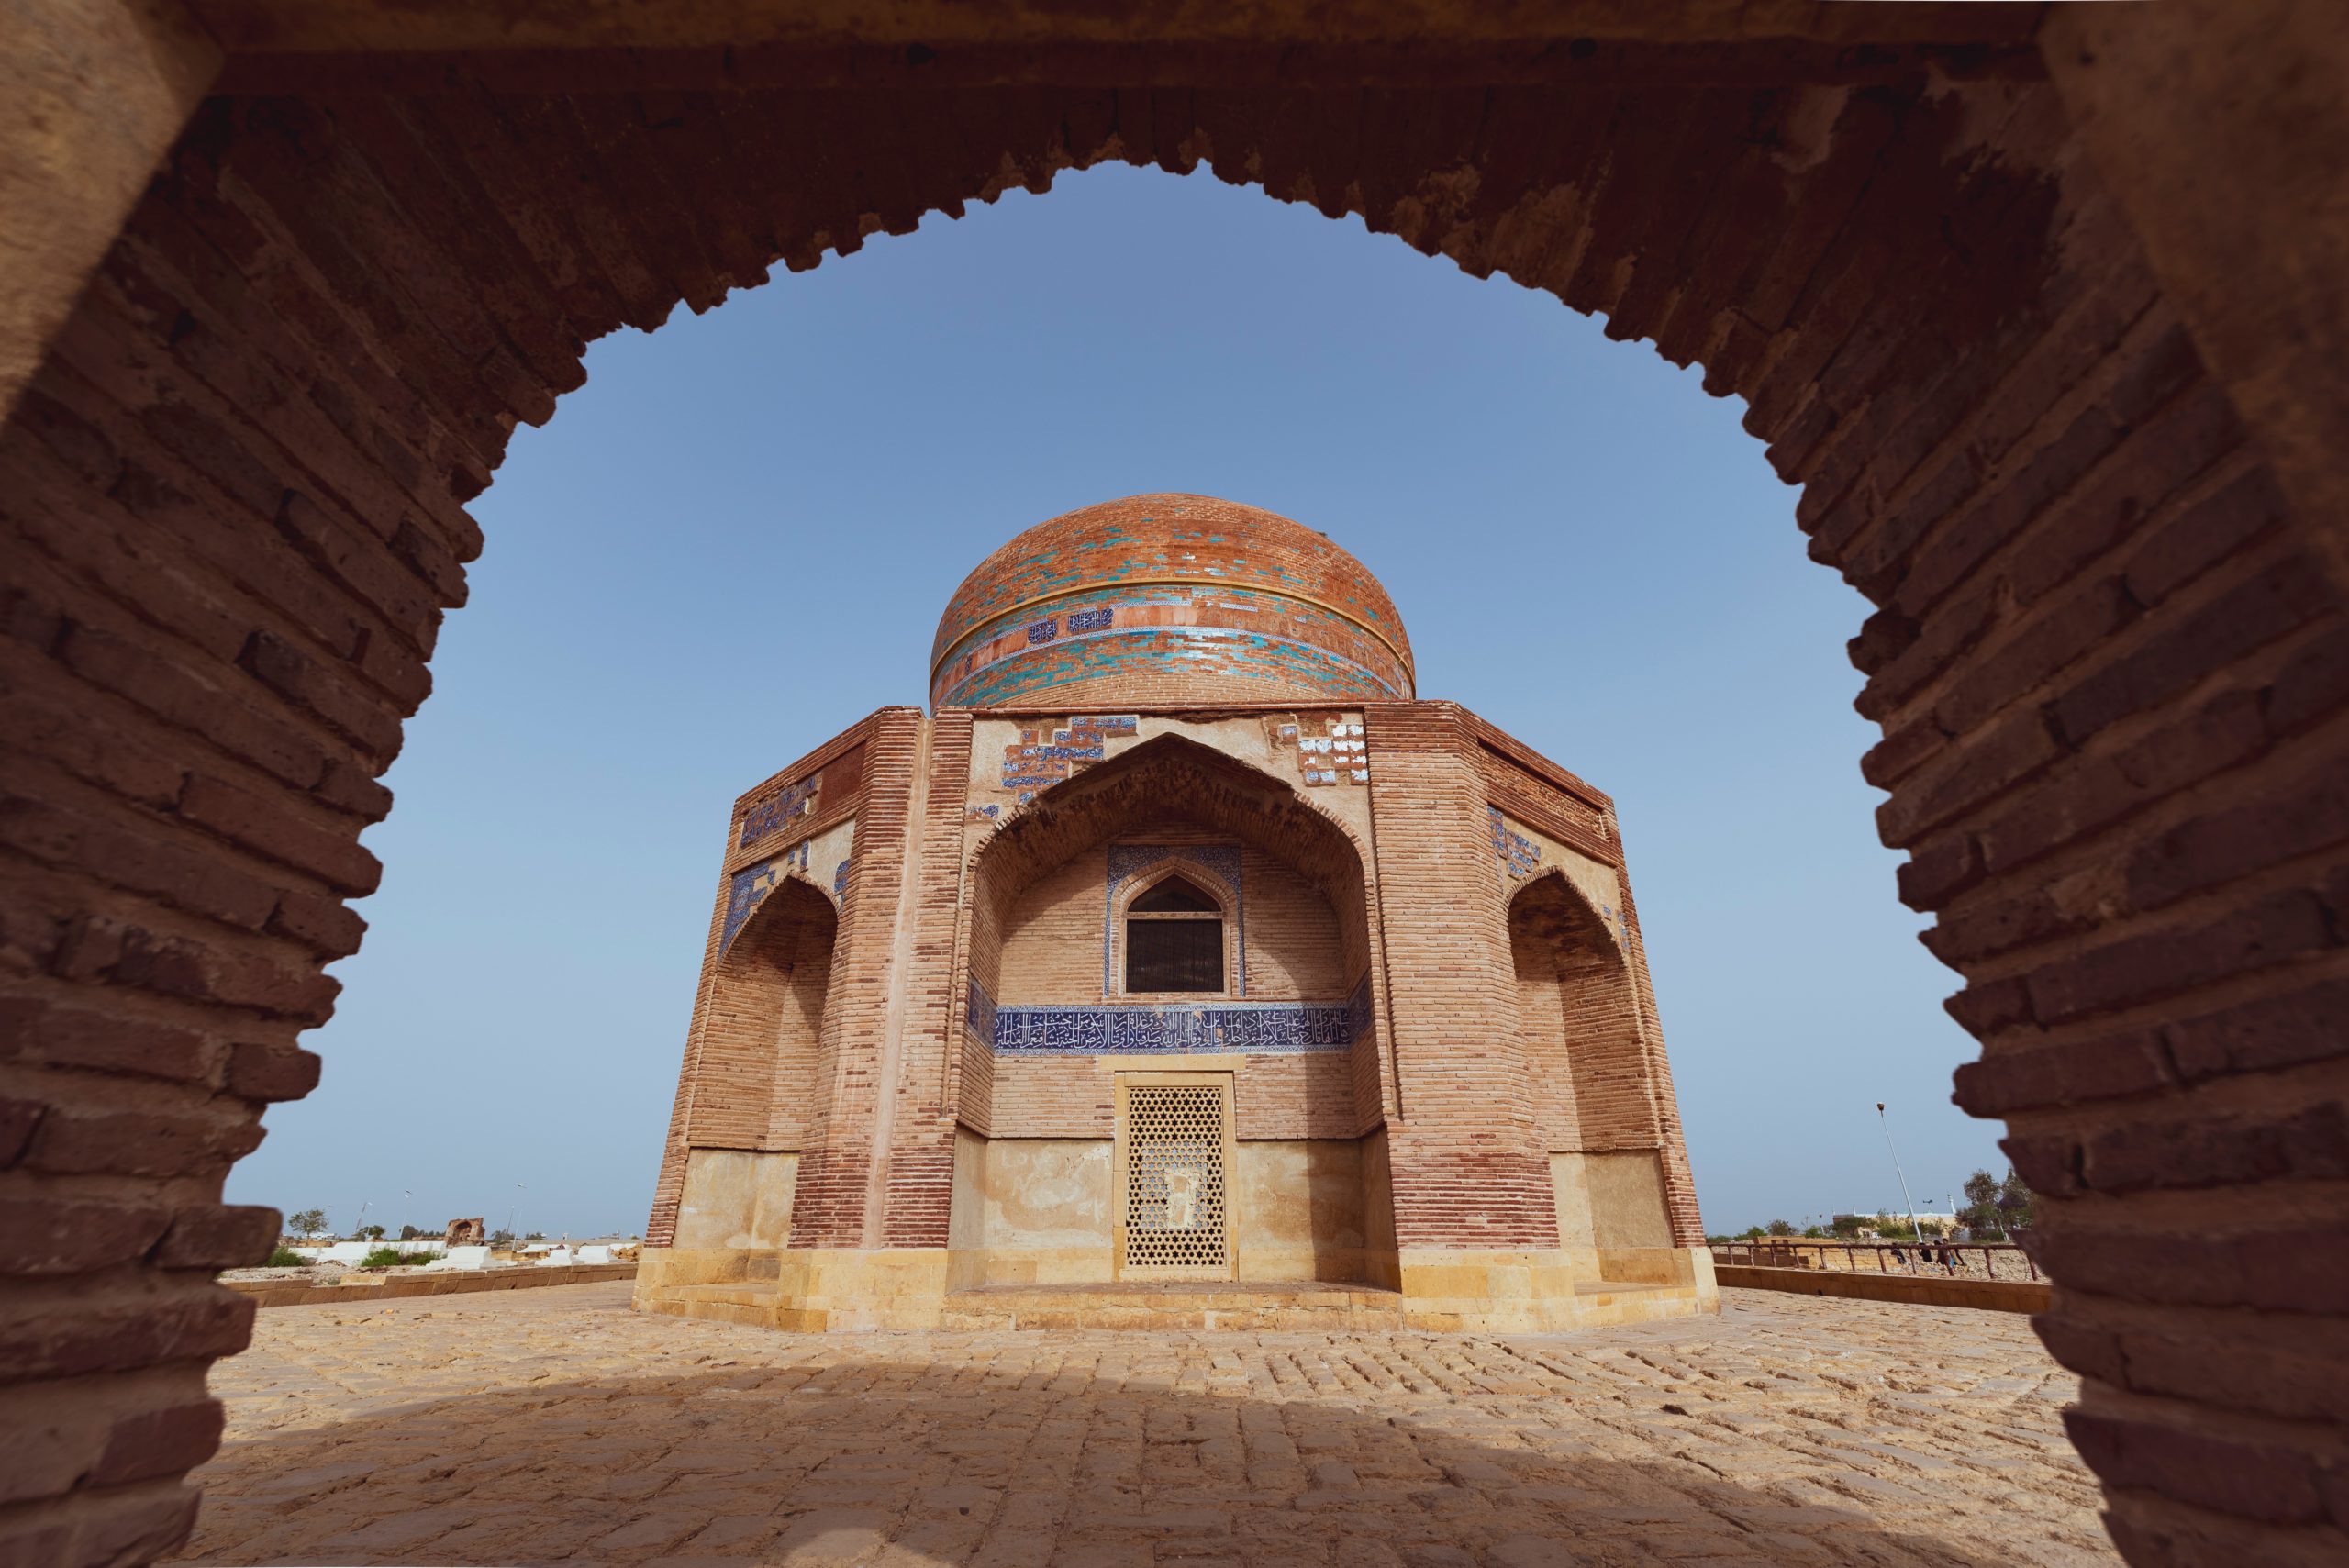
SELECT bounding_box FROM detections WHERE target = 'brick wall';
[1364,703,1558,1250]
[1510,889,1587,1148]
[786,708,925,1250]
[869,711,973,1250]
[996,850,1103,1002]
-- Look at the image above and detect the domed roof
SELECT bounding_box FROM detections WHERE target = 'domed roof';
[930,495,1414,710]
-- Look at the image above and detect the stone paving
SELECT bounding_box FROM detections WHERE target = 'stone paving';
[169,1284,2117,1567]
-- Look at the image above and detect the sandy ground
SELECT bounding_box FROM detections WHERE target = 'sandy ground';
[169,1283,2116,1567]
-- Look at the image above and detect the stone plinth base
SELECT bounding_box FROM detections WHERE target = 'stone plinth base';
[1392,1245,1719,1332]
[942,1280,1404,1331]
[634,1246,1719,1334]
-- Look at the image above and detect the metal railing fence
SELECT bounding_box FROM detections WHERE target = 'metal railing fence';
[1710,1239,2038,1281]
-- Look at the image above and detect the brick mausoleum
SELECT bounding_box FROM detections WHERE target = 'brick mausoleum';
[637,494,1715,1331]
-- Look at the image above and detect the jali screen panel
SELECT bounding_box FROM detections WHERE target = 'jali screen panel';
[1119,1080,1232,1276]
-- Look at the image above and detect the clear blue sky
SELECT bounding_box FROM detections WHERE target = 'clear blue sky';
[225,163,2009,1241]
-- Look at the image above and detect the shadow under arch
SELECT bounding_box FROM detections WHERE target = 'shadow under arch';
[4,25,2336,1562]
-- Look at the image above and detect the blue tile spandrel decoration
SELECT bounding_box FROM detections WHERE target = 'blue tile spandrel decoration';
[719,863,775,954]
[719,841,815,952]
[1487,806,1542,878]
[740,775,819,849]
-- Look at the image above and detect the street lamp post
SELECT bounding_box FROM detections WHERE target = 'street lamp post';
[1876,1104,1928,1272]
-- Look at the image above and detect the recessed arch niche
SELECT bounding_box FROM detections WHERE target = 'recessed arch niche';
[955,734,1387,1287]
[662,875,840,1254]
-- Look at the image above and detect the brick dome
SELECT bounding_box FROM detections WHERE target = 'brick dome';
[930,495,1414,709]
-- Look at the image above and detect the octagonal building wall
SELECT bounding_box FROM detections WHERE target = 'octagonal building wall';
[637,692,1711,1330]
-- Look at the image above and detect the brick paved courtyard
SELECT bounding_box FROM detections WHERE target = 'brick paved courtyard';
[169,1284,2116,1566]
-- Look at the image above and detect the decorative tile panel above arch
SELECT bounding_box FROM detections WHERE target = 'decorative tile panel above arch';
[1492,807,1628,953]
[719,816,857,954]
[995,713,1139,805]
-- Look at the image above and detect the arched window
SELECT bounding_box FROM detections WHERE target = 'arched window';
[1125,874,1224,994]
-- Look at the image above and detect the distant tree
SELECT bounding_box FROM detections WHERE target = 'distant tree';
[525,1231,544,1241]
[1998,1168,2036,1231]
[488,1229,516,1248]
[1959,1169,2004,1234]
[287,1208,326,1241]
[1764,1218,1796,1237]
[1801,1225,1827,1239]
[398,1224,422,1240]
[357,1224,385,1241]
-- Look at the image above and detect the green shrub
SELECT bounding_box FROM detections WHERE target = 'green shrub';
[359,1247,438,1268]
[264,1246,307,1268]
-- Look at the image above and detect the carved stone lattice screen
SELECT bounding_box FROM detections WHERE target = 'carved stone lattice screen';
[1118,1077,1233,1277]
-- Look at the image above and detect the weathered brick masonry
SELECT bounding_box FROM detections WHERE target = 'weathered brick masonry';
[3,3,2345,1563]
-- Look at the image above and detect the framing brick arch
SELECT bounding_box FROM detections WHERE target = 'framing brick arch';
[4,4,2346,1563]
